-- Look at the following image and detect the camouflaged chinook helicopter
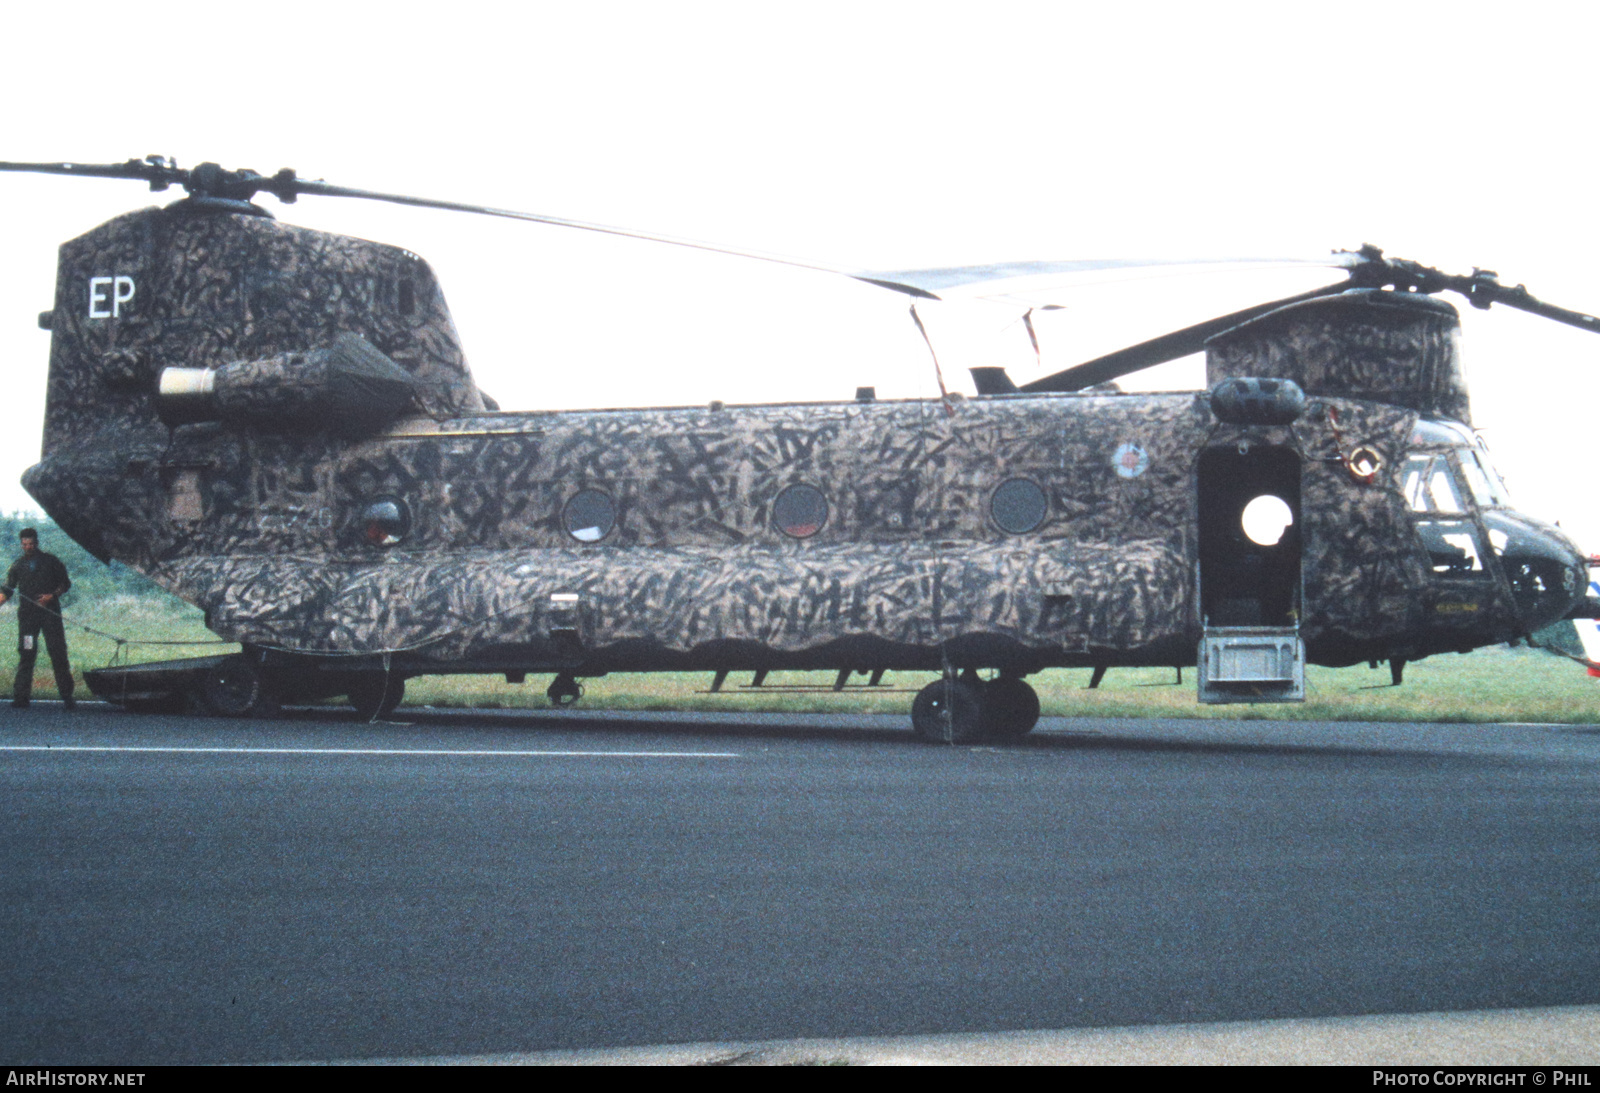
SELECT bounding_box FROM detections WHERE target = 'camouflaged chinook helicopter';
[4,156,1597,740]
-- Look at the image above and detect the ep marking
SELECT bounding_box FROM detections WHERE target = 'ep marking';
[88,275,136,318]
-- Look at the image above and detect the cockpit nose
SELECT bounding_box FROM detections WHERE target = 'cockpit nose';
[1482,510,1588,633]
[1402,419,1587,636]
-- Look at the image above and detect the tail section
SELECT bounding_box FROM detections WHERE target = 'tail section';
[25,200,489,561]
[35,201,486,460]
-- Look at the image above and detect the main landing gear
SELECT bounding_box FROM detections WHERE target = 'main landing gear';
[910,671,1040,744]
[199,654,282,719]
[348,674,406,721]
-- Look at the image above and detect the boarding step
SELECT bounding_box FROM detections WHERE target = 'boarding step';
[1197,625,1305,704]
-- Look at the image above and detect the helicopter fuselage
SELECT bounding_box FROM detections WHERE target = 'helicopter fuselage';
[22,383,1582,680]
[16,199,1589,720]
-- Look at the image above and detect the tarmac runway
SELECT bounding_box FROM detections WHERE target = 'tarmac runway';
[2,702,1598,1065]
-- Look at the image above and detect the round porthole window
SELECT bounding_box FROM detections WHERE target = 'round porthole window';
[564,489,616,543]
[773,483,828,538]
[1241,494,1293,546]
[361,498,410,547]
[991,478,1047,534]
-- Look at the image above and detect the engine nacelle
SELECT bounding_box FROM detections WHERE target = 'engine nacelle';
[158,332,420,433]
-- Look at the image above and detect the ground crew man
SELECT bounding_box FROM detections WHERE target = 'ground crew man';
[0,528,75,710]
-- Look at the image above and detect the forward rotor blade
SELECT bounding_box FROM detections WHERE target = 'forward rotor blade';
[1018,280,1352,393]
[1344,249,1600,337]
[1487,288,1600,335]
[858,256,1335,299]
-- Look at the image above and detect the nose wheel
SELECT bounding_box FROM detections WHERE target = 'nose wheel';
[911,674,1039,743]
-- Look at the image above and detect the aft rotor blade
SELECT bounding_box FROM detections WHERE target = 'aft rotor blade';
[0,157,186,189]
[0,158,1330,303]
[1019,280,1352,393]
[0,157,943,297]
[289,180,950,297]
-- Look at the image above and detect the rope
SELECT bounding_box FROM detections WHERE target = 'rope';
[2,591,224,706]
[5,593,230,671]
[8,581,552,664]
[4,579,563,713]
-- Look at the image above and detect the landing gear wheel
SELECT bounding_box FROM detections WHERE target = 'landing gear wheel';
[349,675,405,720]
[199,655,281,718]
[911,677,985,744]
[982,676,1040,739]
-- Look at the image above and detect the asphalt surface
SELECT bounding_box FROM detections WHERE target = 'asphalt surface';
[3,702,1599,1065]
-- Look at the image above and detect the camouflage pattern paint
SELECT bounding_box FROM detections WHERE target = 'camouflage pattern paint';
[1207,289,1472,425]
[163,332,422,432]
[19,204,1590,692]
[39,203,483,457]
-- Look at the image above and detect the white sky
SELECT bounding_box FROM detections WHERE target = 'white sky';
[4,2,1599,548]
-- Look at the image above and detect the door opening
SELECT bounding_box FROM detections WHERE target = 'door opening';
[1198,445,1302,627]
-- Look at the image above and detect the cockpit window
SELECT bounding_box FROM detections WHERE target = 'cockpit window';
[1463,448,1511,506]
[1401,454,1464,513]
[1457,451,1495,507]
[1414,519,1488,577]
[1410,418,1475,447]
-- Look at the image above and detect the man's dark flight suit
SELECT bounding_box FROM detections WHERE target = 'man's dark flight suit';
[3,549,73,706]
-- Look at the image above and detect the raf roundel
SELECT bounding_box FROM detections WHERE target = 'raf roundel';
[1112,442,1149,479]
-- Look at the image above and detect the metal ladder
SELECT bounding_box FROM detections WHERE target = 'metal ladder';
[1197,625,1305,704]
